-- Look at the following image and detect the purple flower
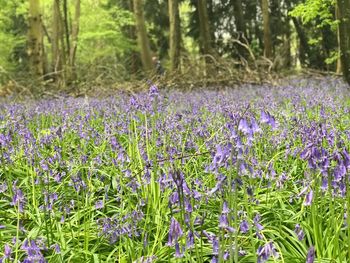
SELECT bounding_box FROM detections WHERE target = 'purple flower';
[133,255,157,263]
[321,177,328,191]
[50,244,61,254]
[222,201,229,214]
[223,250,230,260]
[39,160,49,171]
[257,241,279,263]
[174,242,184,258]
[260,110,270,123]
[169,192,179,206]
[343,149,350,168]
[306,246,315,263]
[0,182,7,193]
[304,189,313,206]
[212,145,228,166]
[185,199,193,213]
[11,183,26,213]
[240,220,249,233]
[253,214,264,231]
[251,117,261,133]
[260,110,276,128]
[334,163,346,182]
[186,231,194,249]
[208,176,226,195]
[212,237,219,255]
[238,118,250,134]
[167,217,183,246]
[21,239,46,263]
[149,84,159,96]
[0,244,12,261]
[95,200,104,209]
[219,214,229,228]
[294,224,304,241]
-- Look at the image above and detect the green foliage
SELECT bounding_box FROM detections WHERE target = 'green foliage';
[290,0,337,28]
[0,0,27,77]
[78,1,135,65]
[324,50,339,65]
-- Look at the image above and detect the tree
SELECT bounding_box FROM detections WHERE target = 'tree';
[335,3,342,74]
[0,0,27,77]
[197,0,212,57]
[133,0,153,72]
[168,0,181,71]
[52,0,64,75]
[261,0,272,58]
[69,0,81,81]
[232,0,248,59]
[52,0,81,83]
[28,0,45,76]
[337,0,350,85]
[290,0,339,70]
[232,0,246,36]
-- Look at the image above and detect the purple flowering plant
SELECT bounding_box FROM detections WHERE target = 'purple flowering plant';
[0,78,349,261]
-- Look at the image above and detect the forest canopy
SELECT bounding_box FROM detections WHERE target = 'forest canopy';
[0,0,350,94]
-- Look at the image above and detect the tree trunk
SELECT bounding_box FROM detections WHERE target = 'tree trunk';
[197,0,212,74]
[63,0,70,56]
[69,0,80,81]
[232,0,246,36]
[336,2,342,74]
[337,0,350,84]
[133,0,153,72]
[197,0,212,57]
[52,0,66,81]
[261,0,272,58]
[280,16,292,69]
[292,17,310,66]
[232,0,248,59]
[127,0,141,74]
[168,0,181,71]
[28,0,45,76]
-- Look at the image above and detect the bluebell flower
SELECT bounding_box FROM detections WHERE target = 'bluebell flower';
[334,162,346,182]
[260,110,270,123]
[306,246,315,263]
[342,149,350,169]
[240,220,249,233]
[257,241,279,263]
[186,231,194,249]
[238,118,250,134]
[251,117,261,134]
[167,217,183,246]
[222,201,229,214]
[223,250,230,260]
[50,244,61,254]
[219,214,229,228]
[212,237,219,255]
[321,177,328,191]
[185,199,193,213]
[0,244,12,262]
[174,242,184,258]
[253,214,264,231]
[133,255,157,263]
[304,190,313,206]
[95,200,104,209]
[294,224,304,241]
[149,85,159,97]
[208,176,226,195]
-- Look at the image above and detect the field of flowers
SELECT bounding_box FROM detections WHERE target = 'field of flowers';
[0,77,350,262]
